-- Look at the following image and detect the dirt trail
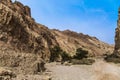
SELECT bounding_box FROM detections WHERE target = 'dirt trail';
[46,61,120,80]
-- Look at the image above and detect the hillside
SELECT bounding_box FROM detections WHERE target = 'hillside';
[52,29,113,56]
[0,0,59,61]
[0,0,114,76]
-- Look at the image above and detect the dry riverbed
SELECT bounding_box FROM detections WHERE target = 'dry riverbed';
[45,60,120,80]
[11,60,120,80]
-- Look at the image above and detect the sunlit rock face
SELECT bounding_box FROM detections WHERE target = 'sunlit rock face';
[0,0,114,75]
[114,8,120,56]
[0,0,113,61]
[0,0,58,61]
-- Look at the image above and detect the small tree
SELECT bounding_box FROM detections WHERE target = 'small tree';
[50,46,62,62]
[74,48,88,59]
[61,51,71,61]
[50,46,71,62]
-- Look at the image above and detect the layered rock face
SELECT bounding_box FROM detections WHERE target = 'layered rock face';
[0,0,114,74]
[0,0,113,60]
[52,30,113,56]
[0,0,59,74]
[105,8,120,63]
[114,8,120,56]
[0,0,58,61]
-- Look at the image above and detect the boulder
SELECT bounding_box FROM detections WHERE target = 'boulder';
[0,67,16,78]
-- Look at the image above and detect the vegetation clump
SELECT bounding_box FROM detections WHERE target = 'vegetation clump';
[71,48,95,65]
[73,48,88,59]
[50,46,95,65]
[105,54,120,63]
[50,46,71,62]
[70,58,95,65]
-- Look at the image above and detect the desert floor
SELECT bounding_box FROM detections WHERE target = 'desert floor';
[45,60,120,80]
[13,60,120,80]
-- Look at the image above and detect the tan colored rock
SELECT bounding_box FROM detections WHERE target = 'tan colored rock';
[0,0,12,5]
[0,0,114,75]
[0,67,16,78]
[51,29,114,57]
[114,7,120,56]
[105,8,120,63]
[0,0,58,61]
[24,6,31,17]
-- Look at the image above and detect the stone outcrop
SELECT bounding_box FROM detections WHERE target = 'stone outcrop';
[0,67,16,78]
[0,0,58,61]
[114,7,120,56]
[0,0,60,74]
[105,7,120,63]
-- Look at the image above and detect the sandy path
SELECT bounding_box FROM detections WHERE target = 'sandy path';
[46,63,94,80]
[46,61,120,80]
[12,60,120,80]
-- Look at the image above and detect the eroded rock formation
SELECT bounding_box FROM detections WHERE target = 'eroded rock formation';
[114,7,120,56]
[0,0,60,74]
[0,0,58,61]
[0,0,114,74]
[105,8,120,63]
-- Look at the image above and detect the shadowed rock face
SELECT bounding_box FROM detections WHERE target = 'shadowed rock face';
[0,0,59,74]
[114,8,120,56]
[0,0,58,61]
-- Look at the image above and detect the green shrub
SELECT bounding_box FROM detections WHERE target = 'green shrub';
[61,51,71,61]
[73,48,88,59]
[105,54,120,63]
[50,46,71,62]
[50,46,62,62]
[70,58,95,65]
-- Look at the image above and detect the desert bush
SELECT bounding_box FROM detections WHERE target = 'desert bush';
[105,54,120,63]
[70,58,95,65]
[73,48,88,59]
[106,58,120,63]
[61,51,71,62]
[50,46,71,62]
[50,46,63,62]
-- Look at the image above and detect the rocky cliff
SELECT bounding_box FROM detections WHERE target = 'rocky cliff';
[0,0,59,74]
[114,7,120,56]
[0,0,59,61]
[0,0,114,74]
[105,8,120,63]
[51,29,113,56]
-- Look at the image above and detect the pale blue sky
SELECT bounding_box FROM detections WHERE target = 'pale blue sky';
[12,0,120,44]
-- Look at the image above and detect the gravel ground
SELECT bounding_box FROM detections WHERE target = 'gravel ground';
[11,60,120,80]
[45,61,120,80]
[46,62,93,80]
[12,74,51,80]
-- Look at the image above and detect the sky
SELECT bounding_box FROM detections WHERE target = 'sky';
[12,0,120,44]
